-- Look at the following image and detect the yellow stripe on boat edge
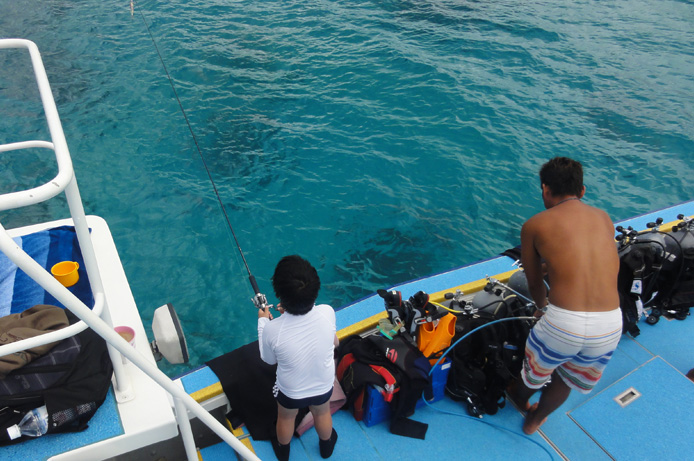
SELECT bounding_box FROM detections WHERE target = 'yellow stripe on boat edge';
[337,311,388,340]
[336,268,520,340]
[429,269,518,303]
[190,383,224,403]
[228,420,255,454]
[191,393,257,458]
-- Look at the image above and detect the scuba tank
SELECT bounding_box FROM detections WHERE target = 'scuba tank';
[445,274,533,418]
[659,215,694,319]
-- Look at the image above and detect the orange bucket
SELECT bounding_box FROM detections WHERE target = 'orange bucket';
[51,261,80,287]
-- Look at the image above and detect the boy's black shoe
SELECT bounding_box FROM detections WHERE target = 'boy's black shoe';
[271,437,290,461]
[319,428,338,458]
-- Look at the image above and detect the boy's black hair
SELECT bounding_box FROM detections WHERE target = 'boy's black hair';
[539,156,583,197]
[272,255,321,315]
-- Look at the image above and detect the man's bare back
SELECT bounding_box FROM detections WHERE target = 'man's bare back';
[509,157,623,437]
[521,194,619,312]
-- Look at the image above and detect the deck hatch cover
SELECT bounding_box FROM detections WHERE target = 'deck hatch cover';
[614,387,641,408]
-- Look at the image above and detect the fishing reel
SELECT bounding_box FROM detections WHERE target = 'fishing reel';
[249,275,274,311]
[251,292,274,311]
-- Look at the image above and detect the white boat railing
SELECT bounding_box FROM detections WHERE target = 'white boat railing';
[0,39,259,461]
[0,39,109,377]
[0,142,106,348]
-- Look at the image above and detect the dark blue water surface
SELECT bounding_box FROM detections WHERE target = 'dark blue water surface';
[1,0,693,375]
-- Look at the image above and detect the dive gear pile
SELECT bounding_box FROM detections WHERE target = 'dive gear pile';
[346,279,535,424]
[378,289,447,340]
[442,275,534,418]
[617,213,694,336]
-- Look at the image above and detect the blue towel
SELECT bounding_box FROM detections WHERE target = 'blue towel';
[0,226,94,317]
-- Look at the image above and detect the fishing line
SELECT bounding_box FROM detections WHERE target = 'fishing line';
[135,3,265,300]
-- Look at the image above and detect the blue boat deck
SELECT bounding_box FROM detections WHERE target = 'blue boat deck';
[193,313,693,460]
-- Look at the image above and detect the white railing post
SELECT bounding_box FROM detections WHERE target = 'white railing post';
[174,397,199,461]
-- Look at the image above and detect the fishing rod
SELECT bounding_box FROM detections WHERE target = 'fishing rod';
[222,207,272,311]
[139,7,271,311]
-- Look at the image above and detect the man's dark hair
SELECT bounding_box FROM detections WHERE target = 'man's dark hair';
[272,255,321,315]
[539,157,583,197]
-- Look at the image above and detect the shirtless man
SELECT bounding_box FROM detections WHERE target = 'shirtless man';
[509,157,622,435]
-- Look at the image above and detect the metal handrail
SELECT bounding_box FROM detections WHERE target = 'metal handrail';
[0,38,111,372]
[0,39,75,212]
[0,38,114,386]
[0,141,72,212]
[0,39,259,461]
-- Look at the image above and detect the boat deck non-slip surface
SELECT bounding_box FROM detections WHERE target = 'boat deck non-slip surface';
[202,397,554,461]
[199,313,693,461]
[570,357,693,460]
[1,391,122,460]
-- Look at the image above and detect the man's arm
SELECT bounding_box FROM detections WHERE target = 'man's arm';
[521,219,547,312]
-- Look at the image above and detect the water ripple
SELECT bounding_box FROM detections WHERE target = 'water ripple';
[1,0,693,374]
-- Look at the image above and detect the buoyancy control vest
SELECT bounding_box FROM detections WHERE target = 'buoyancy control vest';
[444,279,532,417]
[616,216,694,329]
[417,313,456,364]
[336,333,432,439]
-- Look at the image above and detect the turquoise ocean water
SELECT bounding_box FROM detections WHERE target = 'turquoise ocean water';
[1,0,692,377]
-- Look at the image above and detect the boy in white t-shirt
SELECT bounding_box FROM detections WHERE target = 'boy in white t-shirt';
[258,255,339,460]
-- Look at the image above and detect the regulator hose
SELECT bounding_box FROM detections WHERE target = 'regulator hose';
[422,315,553,460]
